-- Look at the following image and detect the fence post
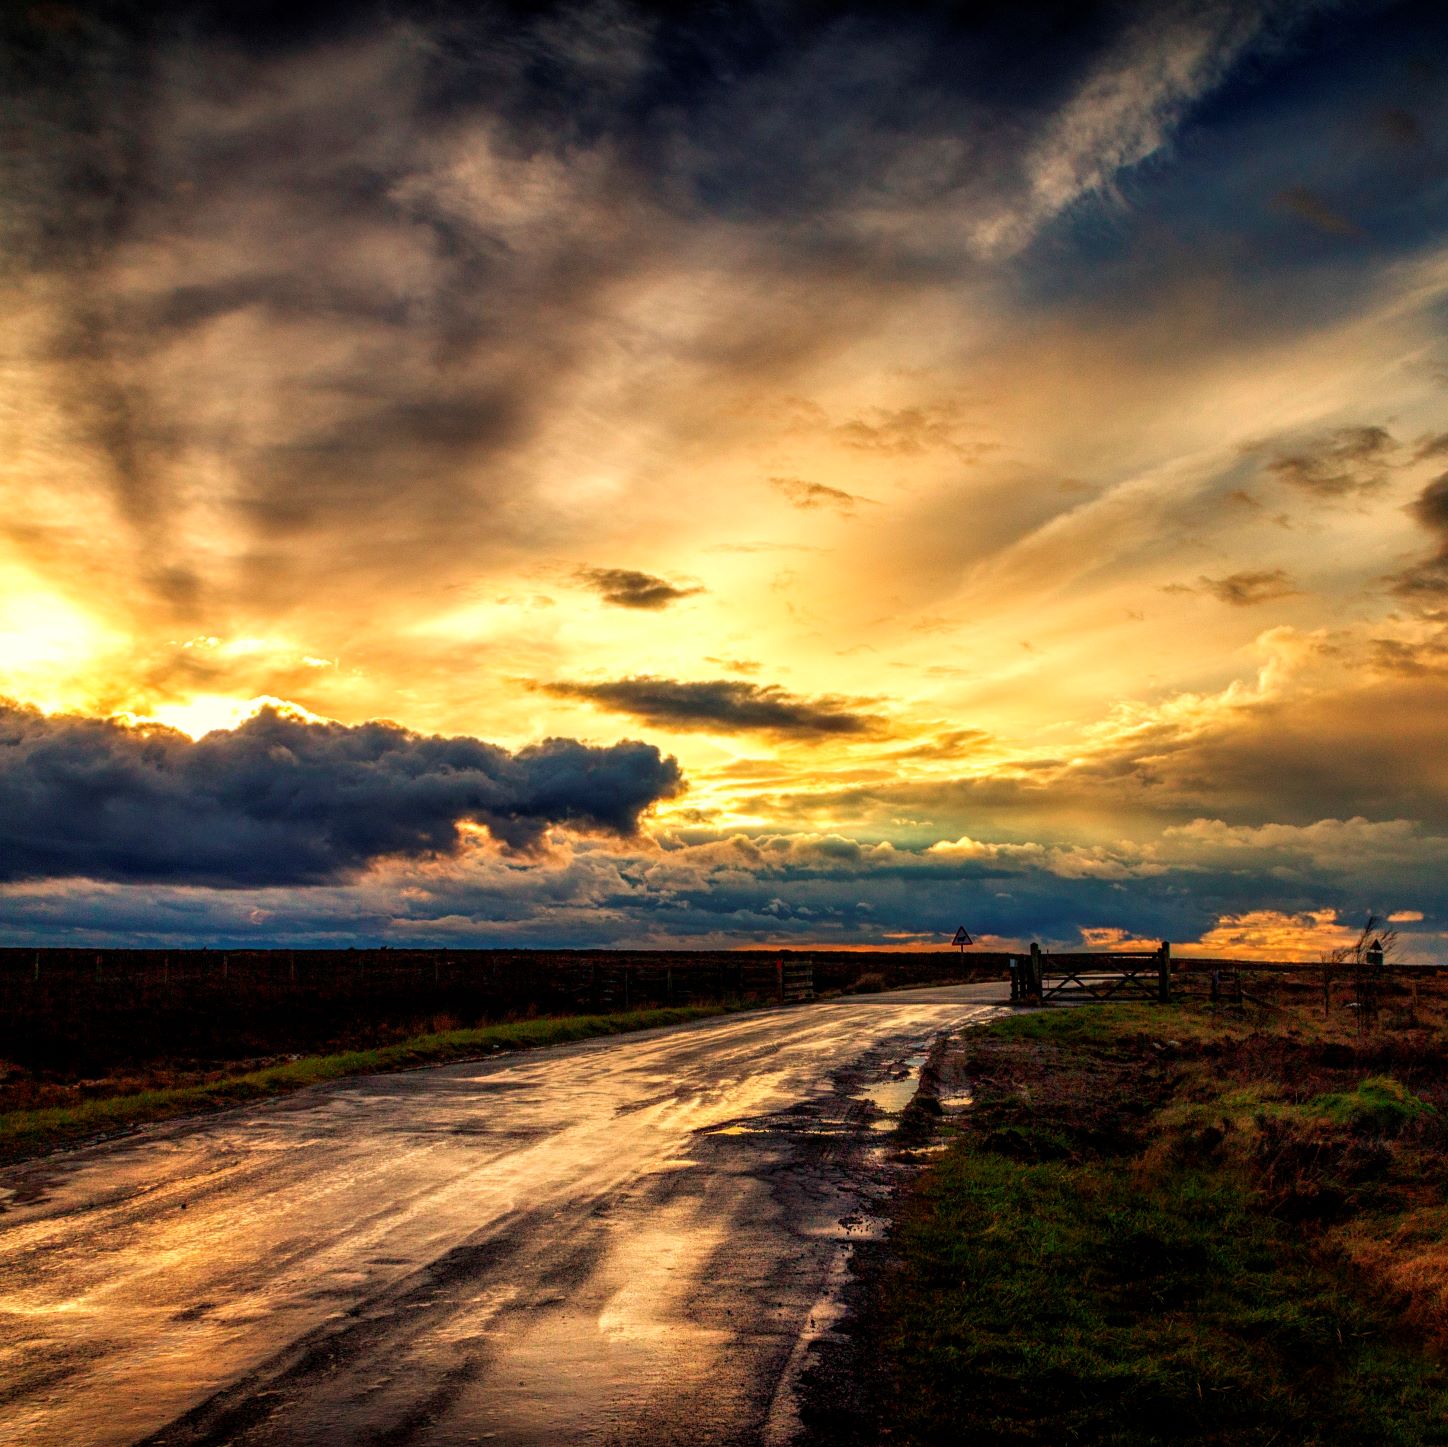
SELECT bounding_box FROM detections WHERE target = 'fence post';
[1322,963,1331,1017]
[1158,941,1171,1003]
[1029,942,1042,1001]
[33,950,40,985]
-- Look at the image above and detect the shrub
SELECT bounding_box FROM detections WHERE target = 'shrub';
[1311,1075,1436,1137]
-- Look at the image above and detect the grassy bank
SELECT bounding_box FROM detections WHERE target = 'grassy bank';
[810,999,1448,1444]
[0,1004,727,1166]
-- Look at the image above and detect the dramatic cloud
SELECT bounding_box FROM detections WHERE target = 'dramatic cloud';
[0,703,682,885]
[960,0,1321,259]
[1197,569,1299,606]
[4,816,1441,958]
[1390,473,1448,600]
[540,678,885,737]
[1261,425,1397,496]
[1408,474,1448,536]
[774,664,1448,839]
[575,567,703,610]
[1389,559,1448,601]
[2,1,1446,951]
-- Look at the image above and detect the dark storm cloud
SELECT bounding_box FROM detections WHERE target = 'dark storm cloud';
[615,826,1443,949]
[1390,472,1448,600]
[2,2,684,621]
[0,702,682,885]
[1197,568,1299,606]
[1260,425,1397,496]
[0,0,1345,651]
[1408,473,1448,536]
[769,476,872,515]
[1388,559,1448,600]
[6,817,1442,954]
[541,677,885,736]
[575,567,703,609]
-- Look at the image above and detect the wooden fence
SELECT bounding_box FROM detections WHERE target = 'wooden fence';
[0,946,878,1070]
[1009,944,1448,1011]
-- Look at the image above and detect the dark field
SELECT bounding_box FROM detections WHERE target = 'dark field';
[806,972,1448,1445]
[0,946,1004,1123]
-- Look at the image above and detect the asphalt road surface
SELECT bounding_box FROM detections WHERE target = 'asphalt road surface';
[0,983,1006,1446]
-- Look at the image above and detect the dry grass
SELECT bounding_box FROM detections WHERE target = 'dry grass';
[813,982,1448,1444]
[0,1004,730,1164]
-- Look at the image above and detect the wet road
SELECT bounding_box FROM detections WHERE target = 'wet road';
[0,983,1005,1446]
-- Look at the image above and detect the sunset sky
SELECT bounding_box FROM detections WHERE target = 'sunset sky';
[3,0,1446,954]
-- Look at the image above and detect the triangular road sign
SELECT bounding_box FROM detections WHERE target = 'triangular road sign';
[951,926,974,947]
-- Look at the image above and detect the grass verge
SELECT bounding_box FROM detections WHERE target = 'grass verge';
[806,999,1448,1445]
[0,1005,728,1165]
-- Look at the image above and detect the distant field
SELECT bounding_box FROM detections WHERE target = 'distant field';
[0,948,1004,1163]
[0,1004,732,1165]
[0,945,1006,1108]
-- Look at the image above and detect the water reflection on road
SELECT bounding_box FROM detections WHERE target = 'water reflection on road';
[0,983,1004,1446]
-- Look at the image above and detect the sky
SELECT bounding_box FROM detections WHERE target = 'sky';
[2,0,1446,955]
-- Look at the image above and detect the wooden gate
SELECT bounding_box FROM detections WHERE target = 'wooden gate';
[779,958,814,1003]
[739,958,814,1004]
[1010,943,1171,1004]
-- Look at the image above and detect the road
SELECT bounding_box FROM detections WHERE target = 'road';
[0,983,1005,1446]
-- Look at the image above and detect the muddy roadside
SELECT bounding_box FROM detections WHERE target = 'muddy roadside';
[795,996,1448,1445]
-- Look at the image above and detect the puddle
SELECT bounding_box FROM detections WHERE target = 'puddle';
[938,1088,975,1110]
[857,1053,926,1128]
